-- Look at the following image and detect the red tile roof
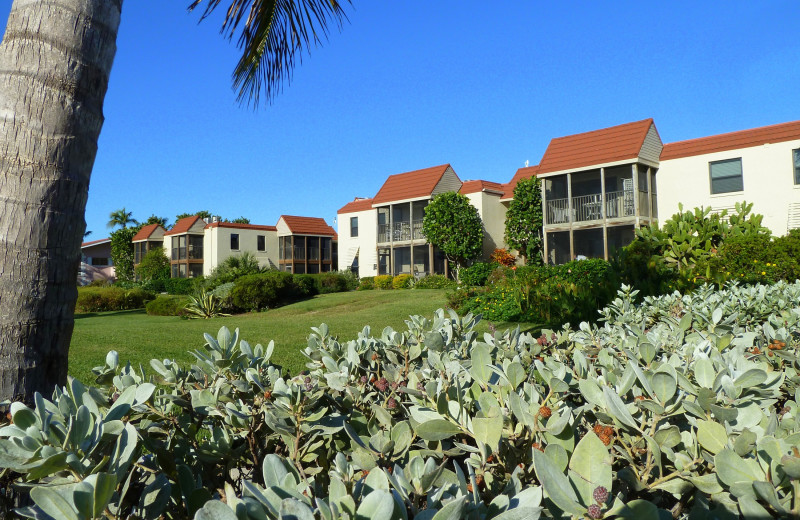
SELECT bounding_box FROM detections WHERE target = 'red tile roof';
[501,165,540,199]
[459,180,505,195]
[81,238,110,248]
[132,223,164,241]
[537,119,655,175]
[661,120,800,160]
[279,215,336,236]
[204,222,277,231]
[164,215,204,236]
[337,197,375,214]
[371,164,457,204]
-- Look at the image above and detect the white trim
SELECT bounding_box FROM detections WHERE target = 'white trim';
[372,195,431,207]
[537,157,660,178]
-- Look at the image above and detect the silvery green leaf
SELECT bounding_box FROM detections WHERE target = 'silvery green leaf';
[430,496,467,520]
[194,500,239,520]
[569,432,612,507]
[696,419,727,454]
[734,369,767,389]
[651,372,677,404]
[355,489,396,520]
[472,415,502,451]
[532,449,583,516]
[415,420,461,442]
[279,499,315,520]
[30,487,80,520]
[715,449,764,487]
[603,386,638,430]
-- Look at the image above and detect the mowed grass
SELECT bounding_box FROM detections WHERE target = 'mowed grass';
[70,289,540,384]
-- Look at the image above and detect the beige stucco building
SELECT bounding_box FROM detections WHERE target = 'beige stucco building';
[202,221,279,275]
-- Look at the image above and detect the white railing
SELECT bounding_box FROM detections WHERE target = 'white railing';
[546,190,638,224]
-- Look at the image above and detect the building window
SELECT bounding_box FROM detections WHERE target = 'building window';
[257,235,266,251]
[709,158,743,194]
[350,216,358,237]
[90,257,109,266]
[230,233,239,250]
[794,149,800,185]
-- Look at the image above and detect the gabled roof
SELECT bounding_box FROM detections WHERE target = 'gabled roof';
[537,119,655,175]
[501,165,540,200]
[132,223,165,241]
[372,164,455,205]
[337,197,375,214]
[661,120,800,160]
[164,215,204,236]
[205,222,277,231]
[459,180,505,195]
[81,238,110,248]
[279,215,336,236]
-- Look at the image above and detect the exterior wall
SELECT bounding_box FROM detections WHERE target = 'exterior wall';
[431,166,462,196]
[465,191,507,260]
[337,208,378,277]
[639,124,664,163]
[203,227,278,275]
[658,138,800,234]
[79,242,115,284]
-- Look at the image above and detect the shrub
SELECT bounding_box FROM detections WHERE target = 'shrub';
[293,274,319,297]
[231,271,297,311]
[373,274,393,290]
[210,281,236,311]
[134,246,169,281]
[414,274,457,289]
[6,281,799,519]
[357,276,375,290]
[76,286,154,313]
[490,248,516,267]
[459,261,495,286]
[205,252,264,289]
[317,271,355,294]
[162,277,199,295]
[185,290,231,319]
[392,274,413,289]
[145,295,191,316]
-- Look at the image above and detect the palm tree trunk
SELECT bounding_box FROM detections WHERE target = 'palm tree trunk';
[0,0,122,402]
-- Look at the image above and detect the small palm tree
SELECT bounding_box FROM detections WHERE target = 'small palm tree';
[107,208,138,229]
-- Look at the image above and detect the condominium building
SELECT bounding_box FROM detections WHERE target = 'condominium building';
[276,215,337,274]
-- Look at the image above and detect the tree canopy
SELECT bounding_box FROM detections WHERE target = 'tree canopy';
[504,177,543,264]
[422,192,483,277]
[107,207,138,230]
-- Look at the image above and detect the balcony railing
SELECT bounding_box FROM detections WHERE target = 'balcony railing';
[546,190,639,225]
[378,219,425,243]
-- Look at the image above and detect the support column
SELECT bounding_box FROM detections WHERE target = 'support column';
[429,244,434,276]
[632,164,640,229]
[541,178,549,264]
[646,166,653,224]
[601,167,608,260]
[409,202,414,274]
[567,173,574,260]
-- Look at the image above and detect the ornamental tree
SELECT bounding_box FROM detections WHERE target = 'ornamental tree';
[422,192,483,279]
[504,177,544,264]
[109,227,137,283]
[134,247,170,282]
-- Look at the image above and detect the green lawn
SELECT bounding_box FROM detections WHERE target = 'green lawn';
[70,289,540,384]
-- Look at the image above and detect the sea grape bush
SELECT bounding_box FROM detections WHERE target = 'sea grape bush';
[1,281,800,519]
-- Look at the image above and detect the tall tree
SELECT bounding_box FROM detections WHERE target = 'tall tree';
[0,0,351,403]
[107,207,139,230]
[142,214,170,229]
[422,192,483,280]
[504,177,544,265]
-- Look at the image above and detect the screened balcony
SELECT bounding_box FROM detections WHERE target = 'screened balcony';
[377,201,428,244]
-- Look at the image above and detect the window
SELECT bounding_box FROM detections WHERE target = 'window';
[350,216,358,237]
[230,233,239,250]
[709,158,743,194]
[257,235,266,251]
[91,257,109,266]
[794,149,800,185]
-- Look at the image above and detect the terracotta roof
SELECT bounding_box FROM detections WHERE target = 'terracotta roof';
[164,215,204,236]
[537,119,655,175]
[337,197,375,214]
[132,223,164,241]
[81,238,110,248]
[661,120,800,160]
[460,180,505,195]
[205,222,277,231]
[501,165,540,199]
[372,164,457,205]
[279,215,336,236]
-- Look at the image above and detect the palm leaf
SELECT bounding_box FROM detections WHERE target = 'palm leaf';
[188,0,351,106]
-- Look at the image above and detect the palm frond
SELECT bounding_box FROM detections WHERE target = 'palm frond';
[188,0,351,107]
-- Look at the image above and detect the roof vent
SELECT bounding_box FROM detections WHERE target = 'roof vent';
[212,216,219,223]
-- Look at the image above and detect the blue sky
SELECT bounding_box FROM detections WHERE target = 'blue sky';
[2,1,798,237]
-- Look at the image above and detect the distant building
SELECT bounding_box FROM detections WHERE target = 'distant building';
[80,238,114,285]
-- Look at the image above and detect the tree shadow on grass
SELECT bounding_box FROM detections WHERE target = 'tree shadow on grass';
[75,309,147,320]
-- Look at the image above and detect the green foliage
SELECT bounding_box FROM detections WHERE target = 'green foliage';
[293,274,319,297]
[318,270,357,293]
[134,247,169,282]
[357,276,375,290]
[145,295,192,316]
[176,210,215,222]
[392,273,413,289]
[504,177,543,264]
[414,274,457,289]
[619,202,770,294]
[76,287,155,313]
[6,281,799,519]
[422,192,483,275]
[231,271,297,311]
[205,252,263,289]
[185,290,231,319]
[109,227,137,282]
[141,214,169,228]
[373,275,393,290]
[459,261,496,287]
[106,207,138,230]
[229,216,250,224]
